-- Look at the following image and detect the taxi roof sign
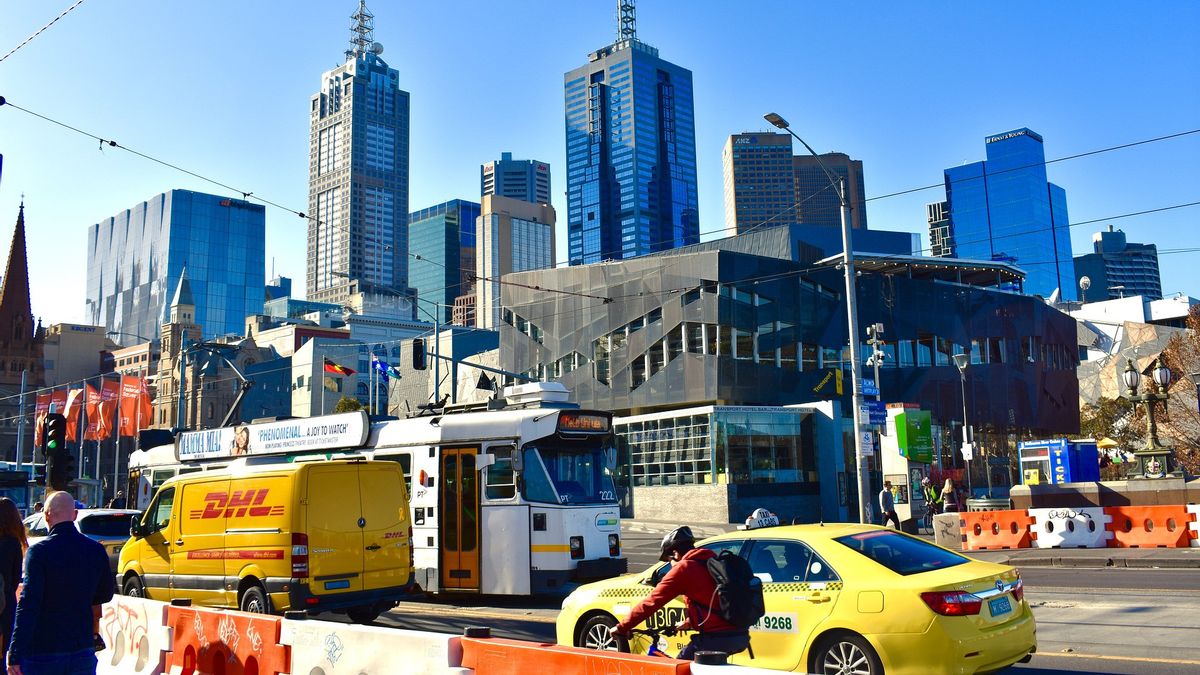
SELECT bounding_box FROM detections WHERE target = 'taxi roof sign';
[742,508,780,530]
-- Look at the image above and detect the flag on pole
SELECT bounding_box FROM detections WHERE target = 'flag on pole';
[373,357,399,383]
[323,358,355,376]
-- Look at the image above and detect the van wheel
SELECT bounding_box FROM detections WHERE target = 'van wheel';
[123,575,145,598]
[347,604,382,625]
[578,614,628,652]
[811,632,882,675]
[239,585,269,614]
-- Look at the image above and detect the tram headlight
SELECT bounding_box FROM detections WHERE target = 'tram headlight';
[608,534,620,557]
[570,536,585,559]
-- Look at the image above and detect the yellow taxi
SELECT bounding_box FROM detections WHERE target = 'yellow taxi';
[556,520,1036,674]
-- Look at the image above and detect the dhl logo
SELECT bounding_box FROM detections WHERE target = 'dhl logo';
[188,490,285,519]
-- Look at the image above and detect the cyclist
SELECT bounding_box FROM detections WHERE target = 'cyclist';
[613,526,750,660]
[921,477,941,532]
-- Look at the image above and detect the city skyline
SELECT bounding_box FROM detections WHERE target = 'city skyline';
[1,1,1197,327]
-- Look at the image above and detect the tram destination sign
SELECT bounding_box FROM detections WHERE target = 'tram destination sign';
[557,411,612,434]
[175,411,370,462]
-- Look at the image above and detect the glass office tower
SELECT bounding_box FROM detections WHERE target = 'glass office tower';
[942,128,1075,300]
[86,189,266,343]
[408,199,481,323]
[563,10,698,265]
[481,152,551,205]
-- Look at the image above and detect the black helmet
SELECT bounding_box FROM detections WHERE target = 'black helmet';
[658,526,695,562]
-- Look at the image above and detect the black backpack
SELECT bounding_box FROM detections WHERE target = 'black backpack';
[705,550,765,629]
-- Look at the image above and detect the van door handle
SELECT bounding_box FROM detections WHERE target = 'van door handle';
[365,544,381,551]
[806,593,830,604]
[175,539,185,546]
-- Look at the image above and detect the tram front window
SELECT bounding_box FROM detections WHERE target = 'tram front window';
[524,442,617,505]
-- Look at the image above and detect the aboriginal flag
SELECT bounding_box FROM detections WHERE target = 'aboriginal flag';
[323,358,356,376]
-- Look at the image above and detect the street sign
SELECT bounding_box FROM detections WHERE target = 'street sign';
[859,401,887,425]
[861,378,879,397]
[860,431,875,457]
[961,442,974,461]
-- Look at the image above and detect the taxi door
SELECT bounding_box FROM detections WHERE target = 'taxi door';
[136,486,177,601]
[357,463,411,592]
[737,538,841,671]
[306,464,365,595]
[439,446,481,591]
[172,479,229,606]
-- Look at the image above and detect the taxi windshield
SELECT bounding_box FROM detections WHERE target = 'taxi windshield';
[834,530,969,576]
[523,439,617,505]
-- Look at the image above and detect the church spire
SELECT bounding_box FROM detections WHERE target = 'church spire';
[169,265,196,325]
[0,202,34,332]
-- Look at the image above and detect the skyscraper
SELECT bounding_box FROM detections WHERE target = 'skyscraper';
[482,152,551,205]
[476,195,555,329]
[1074,225,1162,301]
[793,153,868,230]
[939,128,1075,300]
[85,190,266,342]
[564,0,698,265]
[409,199,481,323]
[308,1,410,306]
[722,133,796,234]
[927,201,952,257]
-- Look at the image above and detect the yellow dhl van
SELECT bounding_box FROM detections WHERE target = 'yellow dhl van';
[117,457,412,622]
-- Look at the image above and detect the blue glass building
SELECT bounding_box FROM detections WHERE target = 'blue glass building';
[409,200,481,323]
[939,128,1075,300]
[85,189,266,343]
[563,14,698,265]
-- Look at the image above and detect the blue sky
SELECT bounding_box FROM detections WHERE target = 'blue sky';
[1,0,1197,326]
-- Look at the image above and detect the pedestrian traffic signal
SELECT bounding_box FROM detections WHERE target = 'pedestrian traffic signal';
[412,338,427,370]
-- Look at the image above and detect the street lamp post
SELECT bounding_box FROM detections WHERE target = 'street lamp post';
[765,111,870,524]
[1121,357,1182,479]
[952,353,973,496]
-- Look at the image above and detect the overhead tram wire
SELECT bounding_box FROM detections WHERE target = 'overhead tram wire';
[0,0,88,65]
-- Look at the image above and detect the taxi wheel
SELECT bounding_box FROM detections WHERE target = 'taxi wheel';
[579,614,629,652]
[122,575,145,598]
[812,632,882,675]
[239,585,269,614]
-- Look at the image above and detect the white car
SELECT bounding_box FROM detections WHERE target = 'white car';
[23,508,142,573]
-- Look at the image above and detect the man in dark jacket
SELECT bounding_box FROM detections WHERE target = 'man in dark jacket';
[7,491,114,675]
[614,527,750,660]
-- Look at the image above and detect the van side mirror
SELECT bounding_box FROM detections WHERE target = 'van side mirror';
[130,515,143,538]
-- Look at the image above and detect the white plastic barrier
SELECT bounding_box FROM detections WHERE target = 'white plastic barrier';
[691,661,803,674]
[281,616,471,675]
[1029,506,1111,548]
[1188,504,1199,548]
[96,595,173,675]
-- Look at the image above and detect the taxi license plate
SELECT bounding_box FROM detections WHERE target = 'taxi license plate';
[989,596,1012,616]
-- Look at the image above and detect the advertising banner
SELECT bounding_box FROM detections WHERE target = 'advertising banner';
[175,411,370,462]
[33,393,50,446]
[896,410,934,464]
[119,376,153,437]
[64,388,85,442]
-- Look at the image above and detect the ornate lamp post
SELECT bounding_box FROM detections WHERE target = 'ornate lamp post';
[1121,357,1182,479]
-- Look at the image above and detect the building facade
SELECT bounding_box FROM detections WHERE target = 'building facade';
[722,133,797,234]
[475,195,555,329]
[938,128,1075,300]
[564,6,698,265]
[308,2,410,306]
[1074,225,1162,301]
[409,200,481,324]
[792,153,868,230]
[927,201,952,258]
[481,152,551,205]
[85,189,266,343]
[42,324,114,387]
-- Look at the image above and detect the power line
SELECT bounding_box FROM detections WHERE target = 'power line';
[0,0,87,64]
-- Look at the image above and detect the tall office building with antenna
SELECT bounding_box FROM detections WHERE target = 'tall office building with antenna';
[308,1,411,311]
[564,0,699,265]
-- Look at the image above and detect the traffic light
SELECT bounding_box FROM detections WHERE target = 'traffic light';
[42,413,70,491]
[33,463,46,487]
[412,338,427,370]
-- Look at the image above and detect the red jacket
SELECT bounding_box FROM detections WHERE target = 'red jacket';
[618,548,740,634]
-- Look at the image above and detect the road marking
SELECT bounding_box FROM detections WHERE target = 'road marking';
[1037,652,1200,666]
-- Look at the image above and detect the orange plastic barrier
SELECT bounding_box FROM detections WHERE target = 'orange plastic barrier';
[959,509,1035,551]
[1104,505,1191,548]
[165,604,290,675]
[461,635,691,675]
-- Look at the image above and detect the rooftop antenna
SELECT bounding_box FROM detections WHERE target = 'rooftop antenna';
[617,0,636,43]
[346,1,376,60]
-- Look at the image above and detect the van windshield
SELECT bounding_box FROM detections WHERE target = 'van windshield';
[523,440,617,505]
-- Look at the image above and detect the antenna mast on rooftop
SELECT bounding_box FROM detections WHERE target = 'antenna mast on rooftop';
[346,1,376,59]
[617,0,637,43]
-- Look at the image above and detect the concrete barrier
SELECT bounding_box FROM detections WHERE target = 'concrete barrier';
[1187,504,1199,548]
[281,615,470,675]
[97,595,173,675]
[1029,507,1112,548]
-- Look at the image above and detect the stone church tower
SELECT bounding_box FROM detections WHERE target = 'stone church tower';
[152,268,200,429]
[0,203,46,460]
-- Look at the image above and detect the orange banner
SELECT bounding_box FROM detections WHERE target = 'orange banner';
[84,384,102,441]
[33,393,51,446]
[64,388,86,442]
[86,380,122,441]
[119,376,152,437]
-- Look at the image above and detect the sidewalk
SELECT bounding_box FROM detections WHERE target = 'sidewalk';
[623,519,1200,568]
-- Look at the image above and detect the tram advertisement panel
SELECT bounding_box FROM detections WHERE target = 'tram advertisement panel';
[175,411,369,461]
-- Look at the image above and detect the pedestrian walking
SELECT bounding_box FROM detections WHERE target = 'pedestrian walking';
[7,491,114,675]
[878,481,900,529]
[941,478,958,513]
[614,526,753,660]
[0,499,26,668]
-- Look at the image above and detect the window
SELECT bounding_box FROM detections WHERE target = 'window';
[747,539,838,584]
[652,539,746,584]
[834,530,968,575]
[146,487,176,534]
[485,446,516,499]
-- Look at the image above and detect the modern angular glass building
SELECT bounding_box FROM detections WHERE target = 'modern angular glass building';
[85,189,266,343]
[563,6,698,265]
[937,128,1075,300]
[308,3,410,306]
[1074,225,1162,301]
[408,199,481,323]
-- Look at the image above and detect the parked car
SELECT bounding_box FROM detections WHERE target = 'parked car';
[24,508,142,573]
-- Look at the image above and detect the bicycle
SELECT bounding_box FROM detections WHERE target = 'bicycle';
[627,626,686,658]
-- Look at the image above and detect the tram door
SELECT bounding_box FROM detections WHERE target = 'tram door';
[440,446,481,591]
